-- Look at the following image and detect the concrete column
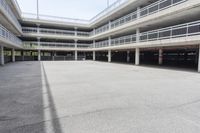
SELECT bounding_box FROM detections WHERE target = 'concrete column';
[53,51,55,61]
[75,51,78,61]
[0,46,4,65]
[108,36,111,46]
[137,7,140,19]
[93,51,96,61]
[127,51,130,63]
[198,45,200,72]
[109,21,111,30]
[38,50,41,61]
[37,24,40,34]
[75,40,78,61]
[37,37,41,61]
[12,48,15,62]
[93,40,95,48]
[108,50,111,62]
[158,49,163,65]
[136,28,140,43]
[22,51,24,61]
[135,48,140,65]
[93,29,96,35]
[74,27,77,36]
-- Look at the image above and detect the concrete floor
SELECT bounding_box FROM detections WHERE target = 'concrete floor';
[0,61,200,133]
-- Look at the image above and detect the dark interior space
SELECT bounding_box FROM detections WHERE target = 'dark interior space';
[78,52,93,60]
[162,48,198,69]
[96,51,108,61]
[4,48,12,63]
[41,51,53,61]
[140,50,159,65]
[111,50,135,64]
[54,51,75,61]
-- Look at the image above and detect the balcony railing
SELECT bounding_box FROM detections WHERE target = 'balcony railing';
[139,0,186,18]
[111,34,137,46]
[23,41,92,49]
[0,24,22,47]
[95,24,109,35]
[96,20,200,47]
[0,0,21,31]
[110,0,186,30]
[90,0,128,22]
[95,40,109,48]
[19,0,187,37]
[21,0,128,24]
[111,11,137,29]
[22,27,91,37]
[139,20,200,42]
[93,0,187,35]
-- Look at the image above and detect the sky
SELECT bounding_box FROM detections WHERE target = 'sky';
[17,0,117,20]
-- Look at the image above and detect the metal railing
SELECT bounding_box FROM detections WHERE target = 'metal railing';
[21,0,128,24]
[95,40,109,48]
[0,24,22,47]
[111,11,137,29]
[139,0,186,18]
[0,0,21,30]
[21,13,90,24]
[77,31,91,37]
[111,34,137,46]
[110,0,186,29]
[22,27,91,37]
[23,41,92,49]
[95,23,109,35]
[15,0,186,36]
[90,0,128,22]
[92,0,187,35]
[139,20,200,42]
[96,20,200,47]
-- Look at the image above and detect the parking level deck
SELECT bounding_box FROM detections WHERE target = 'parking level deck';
[0,61,200,133]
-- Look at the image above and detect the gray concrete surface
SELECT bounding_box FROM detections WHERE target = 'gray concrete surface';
[0,61,200,133]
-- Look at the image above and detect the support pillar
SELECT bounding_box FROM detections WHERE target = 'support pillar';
[158,48,163,65]
[74,27,77,36]
[37,37,41,61]
[75,51,78,61]
[136,28,140,43]
[12,48,15,62]
[108,21,111,30]
[93,51,96,61]
[0,46,4,65]
[137,7,140,19]
[108,36,111,46]
[53,51,55,61]
[75,40,78,61]
[38,50,41,61]
[108,50,111,62]
[127,51,130,63]
[22,51,24,61]
[198,45,200,72]
[135,48,140,65]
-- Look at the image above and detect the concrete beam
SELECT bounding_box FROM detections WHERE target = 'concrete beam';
[198,45,200,72]
[159,49,163,65]
[12,48,15,62]
[93,51,96,61]
[135,48,140,65]
[0,46,4,65]
[108,50,111,63]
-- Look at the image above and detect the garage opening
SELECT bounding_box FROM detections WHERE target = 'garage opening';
[96,51,108,61]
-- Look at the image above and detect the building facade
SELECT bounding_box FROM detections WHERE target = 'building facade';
[0,0,200,72]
